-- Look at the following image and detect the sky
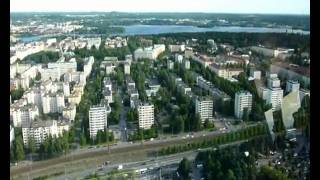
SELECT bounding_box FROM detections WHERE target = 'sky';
[10,0,310,15]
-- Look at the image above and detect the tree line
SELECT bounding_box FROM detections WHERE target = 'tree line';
[159,124,267,156]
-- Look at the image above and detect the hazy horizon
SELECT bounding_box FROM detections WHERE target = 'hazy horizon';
[11,0,310,15]
[10,11,310,16]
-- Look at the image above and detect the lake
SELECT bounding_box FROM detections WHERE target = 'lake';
[118,25,310,35]
[18,25,309,42]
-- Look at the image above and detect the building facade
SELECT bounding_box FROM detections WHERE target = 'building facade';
[138,103,154,129]
[234,91,253,119]
[195,96,214,123]
[89,105,108,139]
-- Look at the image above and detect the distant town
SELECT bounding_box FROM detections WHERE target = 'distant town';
[10,12,310,180]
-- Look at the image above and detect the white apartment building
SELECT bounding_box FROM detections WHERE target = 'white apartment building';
[184,59,190,69]
[175,54,183,63]
[134,44,165,60]
[62,103,76,122]
[10,76,30,90]
[10,104,39,127]
[41,68,61,81]
[167,60,174,70]
[83,56,95,77]
[47,58,77,75]
[299,89,310,103]
[22,120,69,146]
[265,88,284,111]
[138,103,154,129]
[209,65,243,79]
[185,48,193,59]
[86,37,101,49]
[50,81,70,97]
[103,77,112,92]
[10,125,14,146]
[267,76,281,88]
[73,83,85,96]
[286,80,300,93]
[42,92,65,114]
[234,91,253,119]
[68,91,82,105]
[192,55,213,68]
[124,62,130,75]
[168,44,185,52]
[89,105,108,139]
[196,75,231,102]
[249,69,261,80]
[64,71,86,84]
[10,63,31,78]
[103,89,113,103]
[195,96,214,123]
[105,37,128,48]
[105,62,117,75]
[176,78,192,96]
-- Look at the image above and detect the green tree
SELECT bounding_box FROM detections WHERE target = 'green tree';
[27,136,36,154]
[35,72,41,81]
[176,116,185,133]
[10,86,24,101]
[204,119,214,129]
[177,157,191,180]
[257,166,289,180]
[14,137,25,161]
[226,169,236,180]
[242,108,250,121]
[192,113,202,131]
[80,132,87,146]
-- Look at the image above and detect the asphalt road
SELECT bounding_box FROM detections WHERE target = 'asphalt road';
[54,139,248,180]
[10,122,262,179]
[118,90,128,142]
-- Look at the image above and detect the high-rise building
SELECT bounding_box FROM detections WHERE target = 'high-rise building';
[249,69,261,80]
[62,103,76,122]
[89,105,108,139]
[195,96,214,123]
[234,91,253,119]
[184,59,190,69]
[167,60,174,70]
[10,104,39,127]
[175,54,183,63]
[286,80,300,93]
[267,75,281,88]
[138,103,154,129]
[299,89,310,103]
[42,92,65,114]
[124,62,130,75]
[265,88,283,111]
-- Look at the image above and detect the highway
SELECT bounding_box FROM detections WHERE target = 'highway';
[10,122,262,179]
[53,140,248,179]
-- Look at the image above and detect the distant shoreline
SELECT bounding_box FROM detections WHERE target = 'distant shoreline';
[15,24,309,42]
